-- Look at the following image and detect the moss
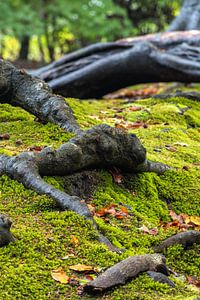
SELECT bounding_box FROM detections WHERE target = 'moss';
[0,87,199,299]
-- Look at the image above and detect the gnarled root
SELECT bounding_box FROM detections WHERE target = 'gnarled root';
[84,253,168,292]
[0,125,171,252]
[0,59,80,133]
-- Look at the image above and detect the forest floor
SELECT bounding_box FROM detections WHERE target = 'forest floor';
[0,83,199,300]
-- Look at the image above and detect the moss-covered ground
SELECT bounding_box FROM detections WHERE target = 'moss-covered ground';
[0,84,199,299]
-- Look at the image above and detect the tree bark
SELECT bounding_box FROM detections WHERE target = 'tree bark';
[167,0,200,31]
[153,230,200,252]
[30,31,200,99]
[0,59,80,133]
[0,58,171,250]
[84,253,168,292]
[18,35,30,60]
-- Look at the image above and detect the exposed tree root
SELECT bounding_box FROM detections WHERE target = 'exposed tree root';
[0,124,170,251]
[0,215,15,247]
[31,31,200,98]
[84,253,168,292]
[153,230,200,252]
[0,59,80,133]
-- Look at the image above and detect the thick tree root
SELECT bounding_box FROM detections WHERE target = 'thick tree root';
[0,124,170,251]
[84,253,168,292]
[153,230,200,252]
[0,59,80,133]
[0,215,15,247]
[31,31,200,98]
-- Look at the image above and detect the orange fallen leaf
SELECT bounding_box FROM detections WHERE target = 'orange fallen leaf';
[51,268,69,283]
[70,235,79,246]
[69,264,94,272]
[120,206,129,214]
[129,106,142,111]
[109,167,123,183]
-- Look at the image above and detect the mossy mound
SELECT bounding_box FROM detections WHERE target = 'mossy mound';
[0,89,199,299]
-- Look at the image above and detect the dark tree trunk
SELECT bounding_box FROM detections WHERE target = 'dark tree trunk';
[30,31,200,99]
[18,35,30,60]
[167,0,200,31]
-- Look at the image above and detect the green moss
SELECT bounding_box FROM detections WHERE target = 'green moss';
[0,88,199,299]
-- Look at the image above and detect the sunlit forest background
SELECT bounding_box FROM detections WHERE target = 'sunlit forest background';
[0,0,181,66]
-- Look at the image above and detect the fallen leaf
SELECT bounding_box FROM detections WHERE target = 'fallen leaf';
[187,275,200,292]
[127,121,144,129]
[51,268,69,283]
[129,106,142,111]
[61,254,75,260]
[165,145,177,152]
[29,145,43,152]
[120,206,129,214]
[169,210,184,224]
[184,215,200,226]
[161,210,200,231]
[70,235,79,246]
[138,225,158,236]
[69,264,94,272]
[109,167,122,184]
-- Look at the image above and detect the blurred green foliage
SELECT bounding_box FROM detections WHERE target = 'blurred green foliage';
[0,0,181,61]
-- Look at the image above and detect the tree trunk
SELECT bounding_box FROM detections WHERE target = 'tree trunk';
[18,35,30,60]
[30,31,200,99]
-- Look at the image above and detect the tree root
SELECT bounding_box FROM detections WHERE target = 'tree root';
[0,124,171,251]
[0,215,15,247]
[0,59,80,133]
[153,230,200,252]
[30,31,200,98]
[167,0,200,31]
[84,253,168,292]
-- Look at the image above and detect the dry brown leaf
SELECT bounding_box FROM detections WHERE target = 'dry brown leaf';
[69,264,94,272]
[109,167,122,184]
[138,225,158,236]
[70,235,79,246]
[51,268,69,283]
[129,106,142,111]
